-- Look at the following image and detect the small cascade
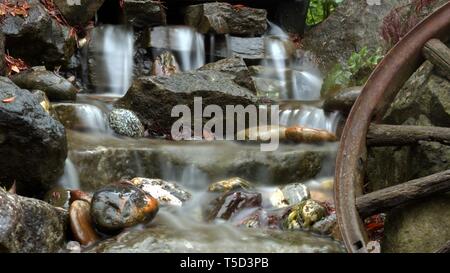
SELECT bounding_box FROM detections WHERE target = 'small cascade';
[160,160,210,190]
[89,25,134,95]
[279,106,342,133]
[75,104,110,133]
[150,26,205,71]
[58,158,80,190]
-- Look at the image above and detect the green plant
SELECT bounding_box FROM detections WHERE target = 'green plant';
[322,47,384,96]
[306,0,343,26]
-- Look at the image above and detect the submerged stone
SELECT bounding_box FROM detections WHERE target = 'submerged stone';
[204,190,262,222]
[207,177,254,194]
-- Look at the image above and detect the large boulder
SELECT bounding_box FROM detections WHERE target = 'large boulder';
[0,77,67,197]
[115,70,261,134]
[0,188,67,253]
[11,68,78,101]
[1,0,76,68]
[184,3,267,36]
[123,0,166,28]
[53,0,105,26]
[301,0,446,75]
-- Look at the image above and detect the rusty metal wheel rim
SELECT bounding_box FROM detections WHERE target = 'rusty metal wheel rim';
[334,2,450,253]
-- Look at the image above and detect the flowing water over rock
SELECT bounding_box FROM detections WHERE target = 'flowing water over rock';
[52,19,345,253]
[149,26,205,71]
[89,25,134,95]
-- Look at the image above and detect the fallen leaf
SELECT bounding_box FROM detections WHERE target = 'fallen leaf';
[2,97,16,103]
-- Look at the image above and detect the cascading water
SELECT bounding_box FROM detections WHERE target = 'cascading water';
[75,104,110,133]
[58,158,80,190]
[89,25,134,95]
[279,106,342,133]
[150,26,205,71]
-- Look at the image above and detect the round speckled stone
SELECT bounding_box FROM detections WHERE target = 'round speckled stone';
[108,108,145,137]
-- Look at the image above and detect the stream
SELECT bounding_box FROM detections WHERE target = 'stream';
[56,23,344,253]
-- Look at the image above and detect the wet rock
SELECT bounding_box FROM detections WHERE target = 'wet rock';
[53,0,105,26]
[131,177,191,207]
[53,102,109,132]
[237,125,287,142]
[323,86,362,114]
[90,182,159,233]
[382,195,450,253]
[199,56,256,92]
[311,214,337,236]
[123,0,166,28]
[285,126,337,143]
[108,108,145,138]
[208,177,254,194]
[281,183,310,205]
[115,70,261,134]
[1,0,76,68]
[0,32,5,76]
[31,89,53,115]
[214,36,265,61]
[0,188,67,252]
[0,77,67,197]
[236,207,290,229]
[69,200,99,246]
[11,68,78,101]
[185,3,267,36]
[44,187,71,210]
[151,51,180,76]
[204,190,262,222]
[65,241,82,253]
[267,188,289,208]
[284,200,327,229]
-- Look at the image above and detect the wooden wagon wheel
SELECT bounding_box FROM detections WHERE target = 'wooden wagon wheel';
[334,2,450,253]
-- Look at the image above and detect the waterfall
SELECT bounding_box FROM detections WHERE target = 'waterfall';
[75,104,110,133]
[58,158,80,190]
[150,26,205,71]
[90,25,134,95]
[279,106,342,133]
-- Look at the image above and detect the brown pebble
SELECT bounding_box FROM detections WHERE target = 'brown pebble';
[69,200,99,246]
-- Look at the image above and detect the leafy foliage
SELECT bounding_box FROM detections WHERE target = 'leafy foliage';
[322,47,384,96]
[306,0,343,26]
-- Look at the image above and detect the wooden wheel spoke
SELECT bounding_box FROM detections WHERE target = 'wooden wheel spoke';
[367,124,450,146]
[423,39,450,81]
[356,170,450,219]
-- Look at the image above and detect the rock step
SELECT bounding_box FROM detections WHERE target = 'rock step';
[67,131,337,191]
